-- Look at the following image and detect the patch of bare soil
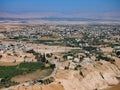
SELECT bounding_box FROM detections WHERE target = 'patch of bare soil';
[101,47,113,53]
[106,83,120,90]
[10,82,64,90]
[11,69,53,83]
[0,24,24,31]
[40,37,59,41]
[0,62,19,66]
[55,70,70,80]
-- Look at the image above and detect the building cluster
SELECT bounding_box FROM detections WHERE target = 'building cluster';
[0,24,120,63]
[0,43,26,52]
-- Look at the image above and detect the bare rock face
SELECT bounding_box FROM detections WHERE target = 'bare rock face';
[7,59,120,90]
[56,60,120,90]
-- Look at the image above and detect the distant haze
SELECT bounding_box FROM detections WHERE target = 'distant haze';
[0,0,120,20]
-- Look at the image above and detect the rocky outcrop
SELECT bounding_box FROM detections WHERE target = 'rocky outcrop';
[5,59,120,90]
[56,60,120,90]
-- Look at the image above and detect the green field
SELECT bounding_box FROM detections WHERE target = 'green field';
[0,62,54,88]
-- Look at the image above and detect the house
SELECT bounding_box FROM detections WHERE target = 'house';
[73,58,80,63]
[67,56,73,60]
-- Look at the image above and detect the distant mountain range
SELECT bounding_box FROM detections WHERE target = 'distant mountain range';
[0,17,120,22]
[0,12,120,24]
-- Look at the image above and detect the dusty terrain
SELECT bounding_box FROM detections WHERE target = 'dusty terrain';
[2,46,120,90]
[0,29,119,90]
[28,43,73,54]
[8,59,120,90]
[53,47,120,90]
[0,51,36,62]
[55,60,120,90]
[11,69,53,83]
[0,62,19,66]
[0,24,24,31]
[106,83,120,90]
[9,82,64,90]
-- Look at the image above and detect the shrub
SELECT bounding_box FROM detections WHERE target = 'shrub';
[50,64,56,69]
[64,66,69,70]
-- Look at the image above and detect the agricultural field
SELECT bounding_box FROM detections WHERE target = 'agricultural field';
[0,62,54,88]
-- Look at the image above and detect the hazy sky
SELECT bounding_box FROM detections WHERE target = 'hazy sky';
[0,0,120,13]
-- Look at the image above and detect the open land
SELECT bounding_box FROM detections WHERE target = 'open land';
[0,23,120,90]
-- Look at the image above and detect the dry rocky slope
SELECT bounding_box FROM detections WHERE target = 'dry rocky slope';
[56,60,120,90]
[4,47,120,90]
[9,59,120,90]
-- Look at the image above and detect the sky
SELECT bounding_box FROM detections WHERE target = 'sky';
[0,0,120,19]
